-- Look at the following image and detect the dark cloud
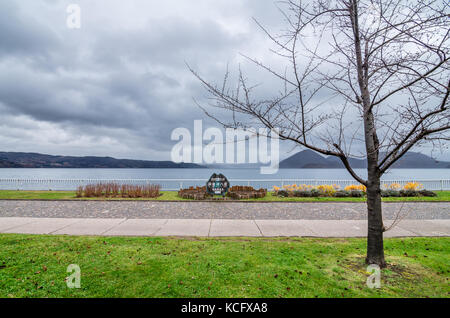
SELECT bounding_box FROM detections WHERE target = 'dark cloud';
[0,0,256,160]
[0,1,60,57]
[0,0,447,161]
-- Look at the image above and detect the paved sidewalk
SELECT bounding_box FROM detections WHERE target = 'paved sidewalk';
[0,217,448,237]
[0,200,449,219]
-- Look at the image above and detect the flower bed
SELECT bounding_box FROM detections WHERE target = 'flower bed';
[76,183,160,198]
[273,184,347,198]
[178,186,211,200]
[178,185,267,200]
[380,182,436,197]
[272,183,436,198]
[227,186,267,200]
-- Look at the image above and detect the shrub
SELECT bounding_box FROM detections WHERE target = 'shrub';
[84,184,95,197]
[344,184,367,193]
[178,186,210,200]
[383,183,401,190]
[334,190,350,198]
[277,190,289,197]
[75,186,83,198]
[293,190,312,197]
[292,190,302,197]
[400,189,419,197]
[381,190,401,197]
[94,183,103,197]
[275,184,317,193]
[418,190,437,197]
[272,183,369,198]
[227,186,267,199]
[317,184,337,196]
[349,190,364,197]
[76,183,160,198]
[404,182,424,191]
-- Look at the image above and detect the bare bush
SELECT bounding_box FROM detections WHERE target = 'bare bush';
[76,183,161,198]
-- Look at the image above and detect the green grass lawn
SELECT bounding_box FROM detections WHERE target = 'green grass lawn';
[0,190,449,202]
[0,235,448,298]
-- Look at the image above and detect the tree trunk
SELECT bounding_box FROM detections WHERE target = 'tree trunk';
[348,0,386,267]
[365,169,386,268]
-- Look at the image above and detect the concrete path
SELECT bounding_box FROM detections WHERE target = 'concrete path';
[0,200,449,220]
[0,217,449,237]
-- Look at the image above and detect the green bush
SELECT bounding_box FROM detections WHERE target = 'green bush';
[334,190,351,198]
[400,189,419,197]
[310,189,321,197]
[349,190,364,197]
[277,190,289,197]
[293,190,313,197]
[381,190,402,197]
[418,190,437,197]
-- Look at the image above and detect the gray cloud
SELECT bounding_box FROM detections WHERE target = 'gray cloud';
[0,0,260,160]
[0,0,447,162]
[0,2,60,57]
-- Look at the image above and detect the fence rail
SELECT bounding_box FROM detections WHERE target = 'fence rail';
[0,178,449,191]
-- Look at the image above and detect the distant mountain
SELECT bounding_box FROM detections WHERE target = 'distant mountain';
[280,150,337,168]
[0,159,23,168]
[0,152,204,169]
[280,150,450,169]
[207,163,263,169]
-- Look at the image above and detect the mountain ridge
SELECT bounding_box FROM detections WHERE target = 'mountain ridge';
[0,152,204,169]
[279,150,450,169]
[1,150,448,169]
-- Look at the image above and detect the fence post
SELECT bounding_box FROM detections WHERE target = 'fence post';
[441,180,443,191]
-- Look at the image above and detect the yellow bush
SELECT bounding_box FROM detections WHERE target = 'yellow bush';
[274,182,424,195]
[317,184,337,196]
[273,183,362,196]
[404,182,423,191]
[344,184,367,192]
[295,184,312,191]
[385,183,401,190]
[283,185,293,192]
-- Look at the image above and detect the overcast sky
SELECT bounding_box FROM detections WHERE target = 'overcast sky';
[0,0,448,162]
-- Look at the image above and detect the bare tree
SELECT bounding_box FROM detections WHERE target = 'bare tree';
[190,0,449,267]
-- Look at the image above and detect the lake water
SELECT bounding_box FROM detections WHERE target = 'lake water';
[0,168,449,180]
[0,168,449,190]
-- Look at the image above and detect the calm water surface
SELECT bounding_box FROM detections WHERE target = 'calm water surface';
[0,168,448,190]
[0,168,448,180]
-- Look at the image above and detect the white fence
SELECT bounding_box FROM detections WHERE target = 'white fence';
[0,178,449,191]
